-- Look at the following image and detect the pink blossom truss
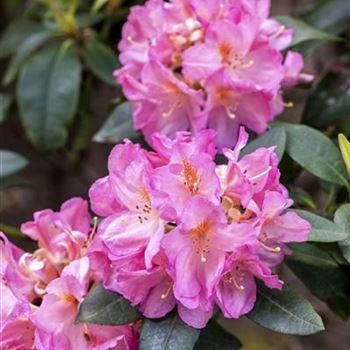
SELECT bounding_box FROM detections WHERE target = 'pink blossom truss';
[115,0,313,149]
[88,128,311,328]
[0,197,139,350]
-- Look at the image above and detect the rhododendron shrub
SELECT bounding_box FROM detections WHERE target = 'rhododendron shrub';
[2,0,350,347]
[88,128,310,328]
[115,0,313,149]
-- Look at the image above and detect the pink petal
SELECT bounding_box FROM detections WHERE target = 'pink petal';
[177,304,212,329]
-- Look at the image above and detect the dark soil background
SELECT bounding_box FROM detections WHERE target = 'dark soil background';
[0,1,349,349]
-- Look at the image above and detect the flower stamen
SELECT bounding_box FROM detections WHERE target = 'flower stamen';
[239,59,254,69]
[248,166,272,182]
[160,282,173,299]
[260,240,281,253]
[223,271,245,290]
[225,105,237,119]
[190,221,210,263]
[271,25,286,39]
[182,160,200,193]
[161,100,181,118]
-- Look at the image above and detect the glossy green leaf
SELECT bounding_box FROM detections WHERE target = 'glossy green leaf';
[0,18,43,59]
[93,102,139,143]
[303,72,350,129]
[83,41,119,85]
[17,41,82,152]
[76,284,140,325]
[285,124,349,188]
[287,243,350,319]
[139,312,200,350]
[0,94,13,123]
[287,243,338,268]
[240,126,286,162]
[334,204,350,263]
[3,30,57,85]
[194,320,241,350]
[0,150,28,177]
[338,134,350,177]
[248,283,324,335]
[291,209,350,242]
[277,16,339,47]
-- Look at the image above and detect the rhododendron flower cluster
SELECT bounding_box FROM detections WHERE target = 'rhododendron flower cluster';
[88,127,311,329]
[0,198,138,350]
[115,0,313,149]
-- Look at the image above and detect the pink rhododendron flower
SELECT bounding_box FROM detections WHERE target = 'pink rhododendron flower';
[0,233,36,350]
[91,141,165,268]
[21,197,91,267]
[115,0,313,149]
[32,258,138,350]
[88,128,311,328]
[161,197,237,309]
[215,245,283,318]
[5,197,93,300]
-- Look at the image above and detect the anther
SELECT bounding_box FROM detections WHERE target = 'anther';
[233,280,245,290]
[161,283,172,299]
[260,241,281,253]
[239,59,254,69]
[162,102,179,118]
[283,101,294,108]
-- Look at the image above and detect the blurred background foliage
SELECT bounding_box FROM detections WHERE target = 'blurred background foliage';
[0,0,350,349]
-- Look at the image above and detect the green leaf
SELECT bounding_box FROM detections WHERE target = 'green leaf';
[0,93,13,123]
[91,0,109,13]
[285,124,349,188]
[303,72,350,129]
[288,186,316,209]
[308,0,350,34]
[334,204,350,263]
[93,102,139,143]
[277,16,339,47]
[291,209,350,242]
[194,320,241,350]
[0,150,28,177]
[287,243,350,319]
[83,41,119,85]
[139,312,200,350]
[338,134,350,177]
[240,126,286,162]
[76,284,140,325]
[3,30,57,85]
[287,243,338,268]
[17,41,82,152]
[0,18,44,59]
[0,224,24,238]
[248,283,324,335]
[76,13,106,28]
